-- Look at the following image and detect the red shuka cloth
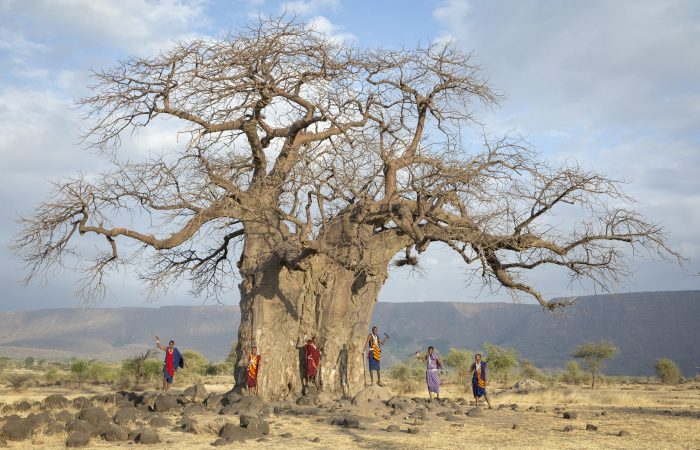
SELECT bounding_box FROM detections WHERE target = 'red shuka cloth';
[165,349,174,377]
[305,344,320,377]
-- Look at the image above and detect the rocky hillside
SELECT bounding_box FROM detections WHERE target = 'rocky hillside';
[0,291,698,376]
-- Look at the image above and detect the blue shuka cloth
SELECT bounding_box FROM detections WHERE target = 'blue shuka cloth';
[163,348,183,383]
[472,361,487,397]
[368,352,380,371]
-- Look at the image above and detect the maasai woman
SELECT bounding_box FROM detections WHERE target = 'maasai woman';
[246,346,262,396]
[366,326,388,386]
[467,353,492,408]
[156,336,183,391]
[416,346,441,399]
[305,337,321,386]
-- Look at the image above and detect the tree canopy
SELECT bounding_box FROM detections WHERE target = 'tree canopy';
[13,17,679,309]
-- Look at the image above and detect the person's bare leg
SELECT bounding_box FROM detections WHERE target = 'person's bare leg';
[484,394,492,409]
[475,396,479,407]
[377,371,383,386]
[162,377,166,391]
[369,371,374,385]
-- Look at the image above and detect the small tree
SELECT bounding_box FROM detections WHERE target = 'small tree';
[520,359,544,381]
[121,349,155,387]
[562,360,586,385]
[443,348,474,373]
[655,358,682,384]
[571,340,618,388]
[483,342,519,383]
[70,359,89,388]
[24,356,35,369]
[182,350,209,376]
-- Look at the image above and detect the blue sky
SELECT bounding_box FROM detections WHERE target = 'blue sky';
[1,0,698,310]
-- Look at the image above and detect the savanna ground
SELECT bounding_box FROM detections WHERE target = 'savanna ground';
[1,364,699,450]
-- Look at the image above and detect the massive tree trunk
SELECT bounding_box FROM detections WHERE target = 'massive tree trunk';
[234,253,387,399]
[233,218,408,400]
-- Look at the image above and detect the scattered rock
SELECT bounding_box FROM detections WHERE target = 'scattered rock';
[386,424,400,432]
[77,407,110,428]
[101,423,129,442]
[67,419,99,437]
[511,379,545,394]
[535,406,545,413]
[66,431,90,447]
[132,428,160,445]
[352,384,392,405]
[72,397,91,409]
[409,409,426,420]
[113,406,140,425]
[183,403,207,417]
[408,427,420,434]
[43,394,70,409]
[13,401,31,412]
[183,384,208,403]
[218,423,254,443]
[510,403,519,410]
[586,424,598,431]
[412,418,424,426]
[618,430,630,437]
[204,393,225,409]
[444,413,462,422]
[27,411,50,429]
[240,415,270,435]
[563,425,574,432]
[178,417,198,434]
[280,432,293,438]
[149,416,171,428]
[466,408,483,417]
[310,437,321,442]
[153,395,179,413]
[332,416,360,428]
[563,411,577,420]
[512,424,519,430]
[1,418,33,441]
[54,410,73,423]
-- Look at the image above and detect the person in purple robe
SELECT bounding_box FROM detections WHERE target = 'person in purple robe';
[416,346,441,399]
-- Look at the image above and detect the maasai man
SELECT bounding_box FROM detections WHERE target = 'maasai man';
[156,336,183,391]
[467,353,492,408]
[416,346,441,399]
[366,326,388,386]
[246,346,262,396]
[305,337,321,387]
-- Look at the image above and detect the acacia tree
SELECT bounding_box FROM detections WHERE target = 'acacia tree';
[572,340,618,388]
[13,18,677,399]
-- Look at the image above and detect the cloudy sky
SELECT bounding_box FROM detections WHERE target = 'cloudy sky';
[1,0,698,310]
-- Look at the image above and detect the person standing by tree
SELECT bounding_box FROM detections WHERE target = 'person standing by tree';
[416,346,442,399]
[246,346,262,396]
[467,353,492,408]
[367,326,388,386]
[156,336,182,391]
[305,337,321,388]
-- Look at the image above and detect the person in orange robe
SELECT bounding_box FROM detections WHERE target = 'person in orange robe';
[246,346,262,396]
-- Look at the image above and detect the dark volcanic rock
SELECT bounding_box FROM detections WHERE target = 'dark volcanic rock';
[183,403,208,417]
[134,428,160,444]
[78,407,110,427]
[586,424,598,431]
[153,394,179,412]
[149,416,171,428]
[54,410,73,423]
[408,427,420,434]
[466,408,483,417]
[1,418,33,441]
[101,423,130,442]
[240,416,270,435]
[183,384,208,403]
[563,411,577,420]
[218,423,254,443]
[13,401,31,412]
[72,397,91,409]
[386,424,400,432]
[618,430,631,437]
[66,431,90,447]
[114,406,140,425]
[43,394,70,409]
[178,417,198,433]
[563,425,575,432]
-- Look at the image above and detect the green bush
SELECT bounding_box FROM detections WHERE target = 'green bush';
[520,359,545,381]
[443,348,473,373]
[483,342,519,383]
[571,340,618,388]
[24,356,35,369]
[70,359,89,387]
[388,363,416,394]
[655,358,682,384]
[181,350,209,376]
[561,360,587,385]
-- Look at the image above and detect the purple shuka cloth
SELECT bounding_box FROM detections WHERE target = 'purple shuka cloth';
[426,353,440,393]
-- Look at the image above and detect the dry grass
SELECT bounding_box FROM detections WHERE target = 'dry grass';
[1,377,699,449]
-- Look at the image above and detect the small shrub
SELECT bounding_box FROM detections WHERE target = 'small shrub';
[655,358,682,384]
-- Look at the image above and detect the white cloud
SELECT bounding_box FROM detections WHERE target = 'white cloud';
[282,0,339,16]
[1,0,210,55]
[308,15,355,42]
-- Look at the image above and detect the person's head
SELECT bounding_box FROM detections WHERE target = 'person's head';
[168,340,175,350]
[428,346,434,355]
[372,326,377,334]
[475,353,482,362]
[311,336,317,344]
[306,338,312,345]
[252,346,257,355]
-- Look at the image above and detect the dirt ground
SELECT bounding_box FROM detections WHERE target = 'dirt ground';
[1,378,699,449]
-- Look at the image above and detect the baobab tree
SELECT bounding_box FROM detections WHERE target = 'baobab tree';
[13,18,678,399]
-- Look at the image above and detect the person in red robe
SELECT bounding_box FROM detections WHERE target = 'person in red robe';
[305,337,321,387]
[246,346,262,396]
[156,336,182,391]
